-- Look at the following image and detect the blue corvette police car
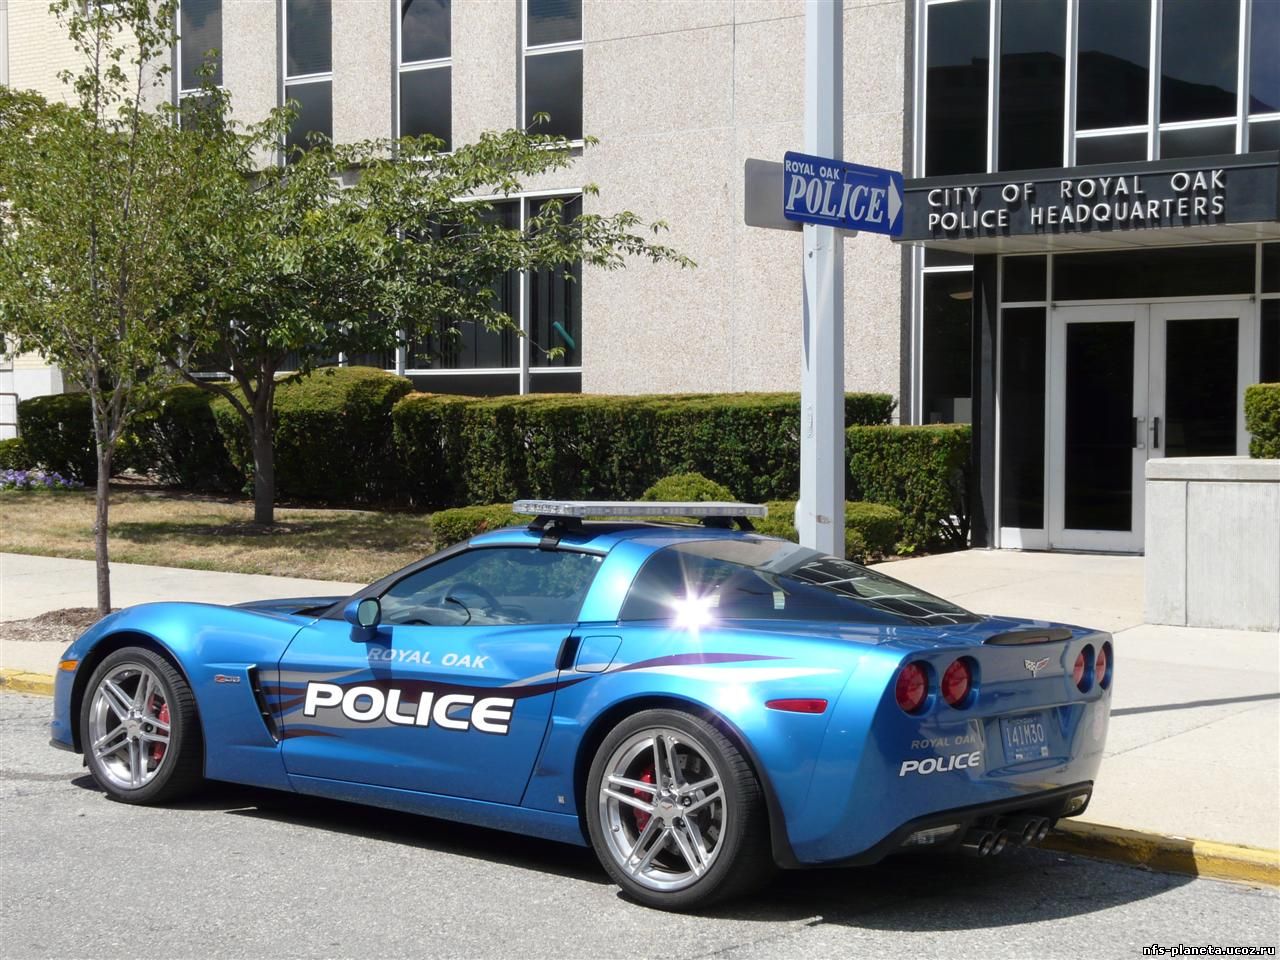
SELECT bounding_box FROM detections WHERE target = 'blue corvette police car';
[50,500,1112,910]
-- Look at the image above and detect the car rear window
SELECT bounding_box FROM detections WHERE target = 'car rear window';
[619,539,978,626]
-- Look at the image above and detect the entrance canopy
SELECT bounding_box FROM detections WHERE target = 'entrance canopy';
[897,151,1280,255]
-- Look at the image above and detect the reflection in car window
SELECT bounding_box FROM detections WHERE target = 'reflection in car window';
[620,539,977,626]
[381,548,603,627]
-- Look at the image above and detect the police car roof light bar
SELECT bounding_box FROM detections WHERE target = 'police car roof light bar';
[513,500,768,534]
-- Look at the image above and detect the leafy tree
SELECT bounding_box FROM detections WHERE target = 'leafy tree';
[168,93,694,525]
[0,0,207,615]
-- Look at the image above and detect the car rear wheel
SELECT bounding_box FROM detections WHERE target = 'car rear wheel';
[80,646,203,804]
[586,709,773,910]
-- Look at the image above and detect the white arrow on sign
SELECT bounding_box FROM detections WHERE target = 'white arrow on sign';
[888,178,902,226]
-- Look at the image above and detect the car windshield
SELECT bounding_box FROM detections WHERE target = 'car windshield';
[620,539,978,626]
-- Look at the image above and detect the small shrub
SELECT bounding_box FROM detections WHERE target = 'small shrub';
[17,393,96,482]
[430,503,524,548]
[1245,383,1280,459]
[213,367,413,503]
[640,472,736,502]
[847,424,971,552]
[131,385,241,491]
[755,500,901,561]
[0,437,30,470]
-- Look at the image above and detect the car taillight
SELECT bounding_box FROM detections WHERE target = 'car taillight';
[895,662,929,714]
[1096,642,1112,689]
[1074,646,1094,692]
[941,658,972,708]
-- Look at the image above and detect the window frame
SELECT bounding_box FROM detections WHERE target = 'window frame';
[396,0,452,148]
[377,543,606,627]
[280,0,334,155]
[174,0,224,115]
[521,0,584,145]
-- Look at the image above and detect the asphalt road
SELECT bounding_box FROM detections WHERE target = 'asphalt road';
[2,693,1277,960]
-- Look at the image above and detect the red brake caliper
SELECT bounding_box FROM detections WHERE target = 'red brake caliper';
[150,700,169,765]
[632,767,656,832]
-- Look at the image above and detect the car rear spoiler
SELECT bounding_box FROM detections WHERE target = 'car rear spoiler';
[983,627,1074,645]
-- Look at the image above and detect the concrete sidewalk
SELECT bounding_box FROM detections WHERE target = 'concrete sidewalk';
[2,549,1277,865]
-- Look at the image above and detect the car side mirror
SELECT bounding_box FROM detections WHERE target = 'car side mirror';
[344,597,381,643]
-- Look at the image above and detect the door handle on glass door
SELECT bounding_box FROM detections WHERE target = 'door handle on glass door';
[1151,416,1161,449]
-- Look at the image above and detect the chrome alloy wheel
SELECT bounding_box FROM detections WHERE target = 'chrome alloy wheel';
[597,727,727,892]
[87,663,172,791]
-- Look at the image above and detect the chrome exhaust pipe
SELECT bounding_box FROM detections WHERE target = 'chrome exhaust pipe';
[960,828,996,857]
[990,831,1010,856]
[1004,815,1046,845]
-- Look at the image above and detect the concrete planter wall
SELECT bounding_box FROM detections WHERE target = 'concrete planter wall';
[1145,457,1280,632]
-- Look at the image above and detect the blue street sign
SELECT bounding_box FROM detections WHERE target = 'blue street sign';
[782,151,904,237]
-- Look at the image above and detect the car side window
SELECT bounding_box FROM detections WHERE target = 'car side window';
[379,547,603,627]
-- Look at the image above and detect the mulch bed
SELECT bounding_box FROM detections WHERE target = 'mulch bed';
[1,607,118,645]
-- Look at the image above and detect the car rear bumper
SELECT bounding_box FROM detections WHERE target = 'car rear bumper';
[786,781,1093,869]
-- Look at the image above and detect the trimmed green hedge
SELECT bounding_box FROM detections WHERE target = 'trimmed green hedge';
[17,393,97,481]
[640,472,735,502]
[430,503,524,548]
[0,437,30,470]
[847,424,970,552]
[1245,383,1280,459]
[394,391,896,507]
[132,385,240,491]
[212,367,414,503]
[755,499,902,561]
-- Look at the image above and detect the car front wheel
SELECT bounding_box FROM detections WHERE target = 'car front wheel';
[80,646,203,804]
[586,709,773,910]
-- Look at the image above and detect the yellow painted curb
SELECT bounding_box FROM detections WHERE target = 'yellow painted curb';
[1044,820,1280,888]
[0,668,55,697]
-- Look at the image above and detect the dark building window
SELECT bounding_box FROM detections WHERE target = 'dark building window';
[1054,245,1256,301]
[179,0,221,90]
[400,0,451,148]
[1160,124,1236,160]
[1075,131,1147,165]
[1250,0,1280,114]
[524,0,583,140]
[922,270,974,424]
[286,0,332,76]
[1160,0,1238,124]
[1076,0,1148,130]
[528,196,581,368]
[1261,300,1280,383]
[284,0,332,154]
[1002,256,1046,303]
[1000,307,1046,528]
[998,0,1065,171]
[925,0,989,176]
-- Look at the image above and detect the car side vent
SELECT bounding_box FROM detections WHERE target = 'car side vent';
[984,627,1074,645]
[246,666,280,741]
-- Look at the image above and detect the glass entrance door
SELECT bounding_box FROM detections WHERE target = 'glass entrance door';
[1049,306,1148,552]
[1047,301,1252,552]
[1148,302,1251,460]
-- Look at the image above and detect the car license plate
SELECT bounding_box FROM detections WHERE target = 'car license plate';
[1001,714,1050,762]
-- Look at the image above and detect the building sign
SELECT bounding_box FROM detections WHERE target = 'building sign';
[782,151,905,236]
[898,153,1280,244]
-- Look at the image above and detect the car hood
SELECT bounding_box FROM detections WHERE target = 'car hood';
[231,596,346,616]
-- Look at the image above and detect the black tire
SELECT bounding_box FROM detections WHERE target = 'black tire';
[585,709,774,911]
[79,646,204,804]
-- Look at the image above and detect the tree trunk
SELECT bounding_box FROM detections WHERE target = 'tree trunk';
[93,446,113,618]
[251,390,275,526]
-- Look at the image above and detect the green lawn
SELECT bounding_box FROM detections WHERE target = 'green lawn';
[0,487,434,582]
